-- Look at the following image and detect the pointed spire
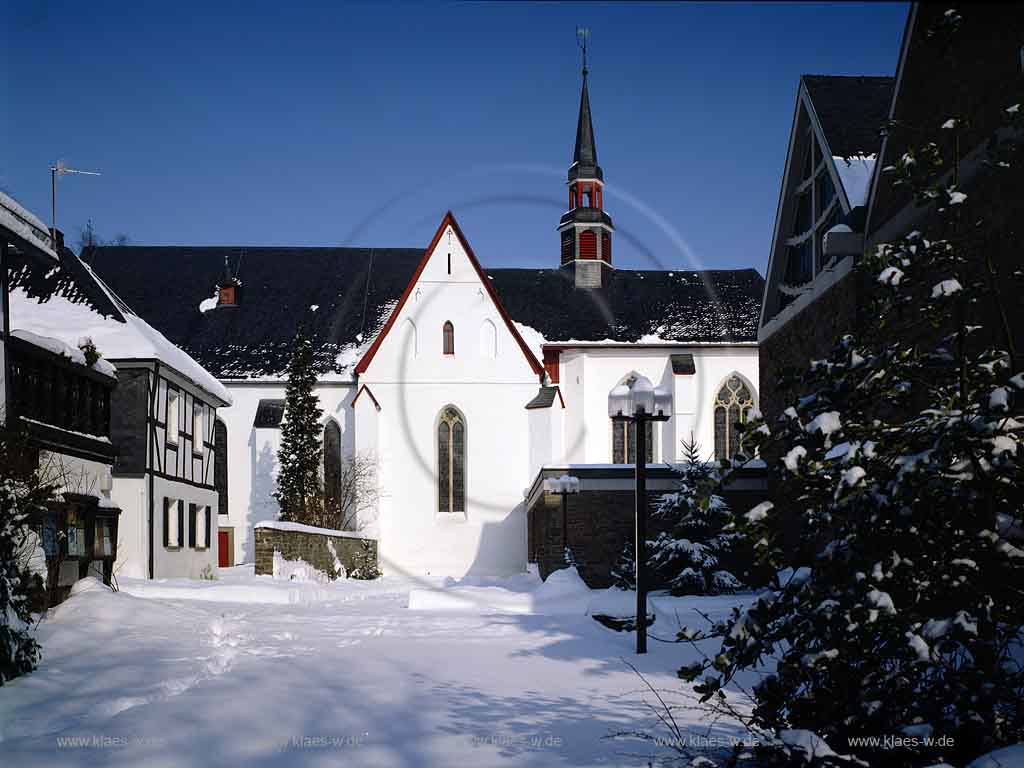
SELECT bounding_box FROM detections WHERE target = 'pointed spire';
[573,74,598,168]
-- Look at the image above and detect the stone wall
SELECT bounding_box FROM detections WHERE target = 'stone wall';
[254,525,377,579]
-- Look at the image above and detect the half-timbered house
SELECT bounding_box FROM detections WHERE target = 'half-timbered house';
[6,210,231,581]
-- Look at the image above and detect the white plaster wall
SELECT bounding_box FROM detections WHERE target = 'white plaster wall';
[556,347,759,464]
[151,476,219,579]
[369,381,534,579]
[359,222,540,578]
[218,382,356,565]
[111,477,147,579]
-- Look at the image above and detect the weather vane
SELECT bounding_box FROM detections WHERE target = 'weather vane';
[576,27,590,77]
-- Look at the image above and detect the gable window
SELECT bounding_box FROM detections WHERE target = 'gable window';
[167,390,180,445]
[612,419,653,465]
[438,407,466,514]
[443,321,455,356]
[714,375,755,461]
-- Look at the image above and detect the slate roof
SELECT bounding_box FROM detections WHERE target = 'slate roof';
[84,245,763,380]
[525,386,562,410]
[802,75,895,159]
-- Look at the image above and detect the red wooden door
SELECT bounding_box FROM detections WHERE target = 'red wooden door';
[218,531,230,568]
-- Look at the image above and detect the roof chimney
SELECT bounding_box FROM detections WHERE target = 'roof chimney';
[216,255,241,308]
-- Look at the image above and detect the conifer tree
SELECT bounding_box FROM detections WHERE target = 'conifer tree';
[677,16,1024,765]
[0,432,57,684]
[648,438,744,595]
[274,326,324,523]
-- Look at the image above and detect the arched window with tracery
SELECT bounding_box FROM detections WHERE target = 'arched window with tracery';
[438,407,465,513]
[323,419,342,517]
[443,321,455,355]
[714,375,755,460]
[214,419,228,516]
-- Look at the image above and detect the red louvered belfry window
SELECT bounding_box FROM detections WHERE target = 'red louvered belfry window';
[579,230,597,260]
[602,232,611,263]
[443,321,455,355]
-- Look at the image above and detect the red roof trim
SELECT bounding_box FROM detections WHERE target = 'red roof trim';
[354,211,544,378]
[352,384,381,411]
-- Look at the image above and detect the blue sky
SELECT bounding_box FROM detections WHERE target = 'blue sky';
[3,2,907,274]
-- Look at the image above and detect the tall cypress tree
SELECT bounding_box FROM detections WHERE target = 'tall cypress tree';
[274,326,324,523]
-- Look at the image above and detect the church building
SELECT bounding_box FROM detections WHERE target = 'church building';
[86,69,763,580]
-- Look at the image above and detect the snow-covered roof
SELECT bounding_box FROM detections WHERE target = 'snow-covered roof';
[0,191,58,261]
[83,245,764,380]
[7,247,232,405]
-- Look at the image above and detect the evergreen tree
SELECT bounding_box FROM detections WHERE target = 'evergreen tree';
[648,438,744,595]
[0,432,57,684]
[678,21,1024,765]
[274,326,324,523]
[348,540,381,580]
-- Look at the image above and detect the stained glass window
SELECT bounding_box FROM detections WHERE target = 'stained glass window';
[438,408,465,513]
[611,419,653,464]
[714,375,755,461]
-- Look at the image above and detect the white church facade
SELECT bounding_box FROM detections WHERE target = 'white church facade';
[84,71,764,579]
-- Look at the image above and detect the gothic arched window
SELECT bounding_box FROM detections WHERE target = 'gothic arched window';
[610,373,654,464]
[714,375,755,461]
[214,419,228,516]
[438,407,465,513]
[323,419,342,520]
[443,321,455,356]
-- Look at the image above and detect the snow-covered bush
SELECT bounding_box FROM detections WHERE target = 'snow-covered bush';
[609,440,746,596]
[648,439,745,595]
[348,540,380,580]
[1,432,58,685]
[675,23,1024,767]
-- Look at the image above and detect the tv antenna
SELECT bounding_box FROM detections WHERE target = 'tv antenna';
[576,27,591,77]
[50,159,101,235]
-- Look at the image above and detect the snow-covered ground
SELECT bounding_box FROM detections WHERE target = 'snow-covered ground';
[0,566,757,767]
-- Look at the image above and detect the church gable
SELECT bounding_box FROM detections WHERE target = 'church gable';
[354,212,543,380]
[759,75,893,333]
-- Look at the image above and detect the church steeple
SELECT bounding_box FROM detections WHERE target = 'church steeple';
[571,74,601,180]
[559,31,614,288]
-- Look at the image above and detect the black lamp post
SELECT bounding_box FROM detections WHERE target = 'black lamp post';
[543,474,580,562]
[609,375,672,654]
